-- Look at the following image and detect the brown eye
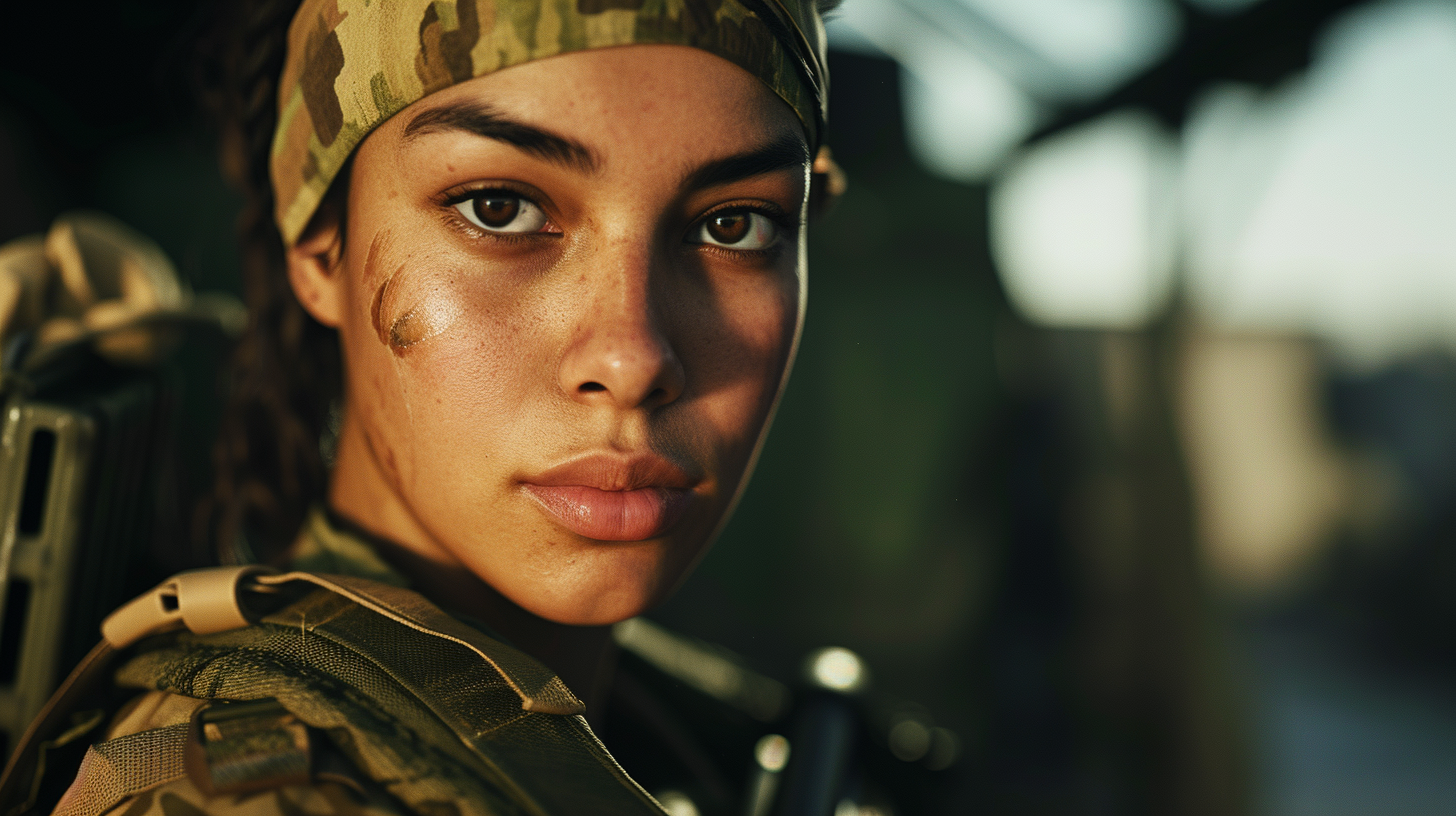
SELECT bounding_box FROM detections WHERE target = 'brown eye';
[453,193,550,233]
[474,196,519,227]
[693,211,778,250]
[707,214,750,244]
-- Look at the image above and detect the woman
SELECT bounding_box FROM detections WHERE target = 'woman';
[0,0,840,814]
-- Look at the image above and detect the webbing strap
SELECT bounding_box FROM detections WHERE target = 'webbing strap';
[255,572,584,715]
[116,586,668,816]
[51,725,188,816]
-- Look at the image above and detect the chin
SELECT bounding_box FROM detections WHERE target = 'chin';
[522,588,656,627]
[502,547,675,627]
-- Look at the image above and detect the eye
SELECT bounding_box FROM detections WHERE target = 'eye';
[453,192,551,234]
[692,211,779,250]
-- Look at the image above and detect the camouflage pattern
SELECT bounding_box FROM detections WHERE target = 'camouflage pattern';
[87,777,406,816]
[272,0,829,245]
[56,707,401,816]
[58,693,407,816]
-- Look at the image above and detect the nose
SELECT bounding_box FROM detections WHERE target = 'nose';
[558,248,686,411]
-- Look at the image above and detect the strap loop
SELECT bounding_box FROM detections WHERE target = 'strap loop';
[100,566,277,650]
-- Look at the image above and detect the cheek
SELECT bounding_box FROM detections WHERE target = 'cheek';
[400,313,536,427]
[398,298,536,417]
[684,272,801,446]
[345,246,553,478]
[365,242,540,385]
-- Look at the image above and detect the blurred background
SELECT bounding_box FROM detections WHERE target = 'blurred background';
[3,0,1456,813]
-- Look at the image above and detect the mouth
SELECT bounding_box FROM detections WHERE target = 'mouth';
[520,453,698,541]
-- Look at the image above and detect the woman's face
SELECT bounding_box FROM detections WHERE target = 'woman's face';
[289,45,809,626]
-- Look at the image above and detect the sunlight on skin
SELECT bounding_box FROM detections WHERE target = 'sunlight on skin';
[284,45,812,712]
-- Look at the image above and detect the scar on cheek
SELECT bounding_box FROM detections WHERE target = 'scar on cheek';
[388,289,463,351]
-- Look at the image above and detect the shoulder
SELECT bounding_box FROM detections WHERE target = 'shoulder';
[71,572,657,816]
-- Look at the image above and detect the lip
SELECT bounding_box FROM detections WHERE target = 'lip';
[521,453,698,541]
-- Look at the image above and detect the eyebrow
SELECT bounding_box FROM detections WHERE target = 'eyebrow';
[684,135,811,190]
[402,102,599,173]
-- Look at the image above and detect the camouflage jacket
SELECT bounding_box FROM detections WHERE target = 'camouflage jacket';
[42,510,685,816]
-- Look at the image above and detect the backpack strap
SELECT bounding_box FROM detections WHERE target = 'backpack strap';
[96,567,583,717]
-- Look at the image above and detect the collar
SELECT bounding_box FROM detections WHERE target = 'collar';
[286,506,413,588]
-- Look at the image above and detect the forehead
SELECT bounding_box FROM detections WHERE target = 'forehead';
[370,45,806,162]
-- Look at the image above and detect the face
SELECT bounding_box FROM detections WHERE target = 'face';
[289,45,810,626]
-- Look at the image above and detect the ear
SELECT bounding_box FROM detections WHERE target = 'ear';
[808,145,847,222]
[285,204,346,328]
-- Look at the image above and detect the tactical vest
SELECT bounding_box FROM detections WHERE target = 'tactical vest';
[0,568,667,816]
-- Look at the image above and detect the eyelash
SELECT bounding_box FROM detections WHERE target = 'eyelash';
[440,184,558,241]
[693,201,797,255]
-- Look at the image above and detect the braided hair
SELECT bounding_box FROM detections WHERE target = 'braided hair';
[201,0,341,564]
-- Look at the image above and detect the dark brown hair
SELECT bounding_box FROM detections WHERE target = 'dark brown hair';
[201,0,340,564]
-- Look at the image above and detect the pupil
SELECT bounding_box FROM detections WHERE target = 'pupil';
[474,196,519,228]
[708,214,749,244]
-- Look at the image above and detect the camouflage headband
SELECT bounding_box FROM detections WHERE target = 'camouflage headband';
[272,0,828,245]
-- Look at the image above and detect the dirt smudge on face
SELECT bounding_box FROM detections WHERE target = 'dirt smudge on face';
[366,229,464,356]
[388,286,463,352]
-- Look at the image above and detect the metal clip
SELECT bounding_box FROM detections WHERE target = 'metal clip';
[185,698,311,796]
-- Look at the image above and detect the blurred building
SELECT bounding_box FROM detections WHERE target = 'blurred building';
[800,0,1456,813]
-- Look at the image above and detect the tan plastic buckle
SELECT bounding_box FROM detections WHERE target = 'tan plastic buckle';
[100,566,277,649]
